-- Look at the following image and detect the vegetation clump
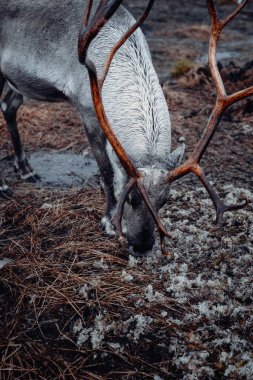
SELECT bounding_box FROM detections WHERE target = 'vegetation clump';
[171,60,194,78]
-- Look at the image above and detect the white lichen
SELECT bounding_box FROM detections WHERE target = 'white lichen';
[0,258,13,269]
[93,258,108,270]
[121,270,134,282]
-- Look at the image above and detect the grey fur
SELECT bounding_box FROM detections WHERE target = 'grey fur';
[0,0,184,255]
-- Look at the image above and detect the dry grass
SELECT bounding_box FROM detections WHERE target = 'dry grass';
[0,103,86,159]
[0,186,182,379]
[1,181,252,379]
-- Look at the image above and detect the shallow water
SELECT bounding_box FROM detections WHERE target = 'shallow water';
[30,152,98,186]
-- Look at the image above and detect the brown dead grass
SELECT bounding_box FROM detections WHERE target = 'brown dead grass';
[0,102,86,159]
[0,187,184,379]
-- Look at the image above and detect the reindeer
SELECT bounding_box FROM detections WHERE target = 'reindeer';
[0,0,252,256]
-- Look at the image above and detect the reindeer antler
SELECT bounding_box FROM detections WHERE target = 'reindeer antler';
[167,0,253,227]
[78,0,172,253]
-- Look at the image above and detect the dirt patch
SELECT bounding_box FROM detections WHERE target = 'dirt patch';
[0,1,252,379]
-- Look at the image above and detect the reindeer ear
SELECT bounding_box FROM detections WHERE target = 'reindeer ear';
[169,144,185,168]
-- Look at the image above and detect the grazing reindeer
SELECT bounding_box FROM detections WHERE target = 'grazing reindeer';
[0,1,252,255]
[0,0,184,255]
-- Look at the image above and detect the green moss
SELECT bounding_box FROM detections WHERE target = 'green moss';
[171,60,193,78]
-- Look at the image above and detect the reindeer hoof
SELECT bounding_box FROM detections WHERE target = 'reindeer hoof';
[101,216,116,237]
[14,158,40,183]
[24,173,41,183]
[118,236,127,247]
[15,168,41,183]
[0,183,13,199]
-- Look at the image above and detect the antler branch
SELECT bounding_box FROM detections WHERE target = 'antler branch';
[82,0,93,28]
[222,0,248,28]
[167,0,252,226]
[78,0,123,63]
[136,179,173,254]
[99,0,155,87]
[86,58,140,178]
[112,177,136,244]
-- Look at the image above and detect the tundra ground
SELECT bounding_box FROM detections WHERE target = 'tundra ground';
[0,1,252,379]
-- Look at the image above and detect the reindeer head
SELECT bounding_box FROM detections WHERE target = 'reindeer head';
[112,146,185,256]
[78,0,252,255]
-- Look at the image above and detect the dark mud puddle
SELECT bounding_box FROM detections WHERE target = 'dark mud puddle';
[30,152,98,186]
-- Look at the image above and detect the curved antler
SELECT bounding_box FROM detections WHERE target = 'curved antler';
[78,0,172,252]
[166,0,252,227]
[78,0,123,63]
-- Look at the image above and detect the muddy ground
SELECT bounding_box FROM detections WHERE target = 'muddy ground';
[0,1,252,379]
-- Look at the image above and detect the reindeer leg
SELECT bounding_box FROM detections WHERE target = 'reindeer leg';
[82,110,117,236]
[0,73,12,197]
[1,89,40,182]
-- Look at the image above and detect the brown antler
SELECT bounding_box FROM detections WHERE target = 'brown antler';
[78,0,172,253]
[166,0,252,227]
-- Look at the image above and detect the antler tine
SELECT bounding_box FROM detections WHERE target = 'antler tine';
[78,0,124,64]
[166,0,252,227]
[221,0,248,28]
[86,59,140,178]
[112,177,136,245]
[207,0,248,30]
[206,0,226,98]
[207,0,251,103]
[191,0,253,162]
[135,179,173,255]
[192,165,248,229]
[82,0,93,28]
[99,0,156,87]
